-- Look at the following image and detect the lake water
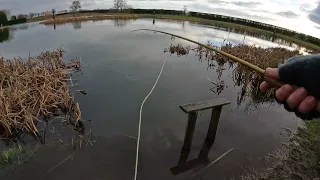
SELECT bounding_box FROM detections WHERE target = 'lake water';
[0,19,301,180]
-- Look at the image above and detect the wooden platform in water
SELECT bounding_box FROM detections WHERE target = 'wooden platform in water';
[179,98,230,113]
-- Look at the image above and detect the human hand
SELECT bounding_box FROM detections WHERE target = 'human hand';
[260,68,320,120]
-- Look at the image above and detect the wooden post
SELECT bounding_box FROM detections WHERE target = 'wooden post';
[198,106,222,160]
[178,111,197,164]
[170,98,230,176]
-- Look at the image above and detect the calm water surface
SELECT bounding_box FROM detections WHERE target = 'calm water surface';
[0,19,301,180]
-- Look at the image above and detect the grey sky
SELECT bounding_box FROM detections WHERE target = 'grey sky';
[1,0,320,37]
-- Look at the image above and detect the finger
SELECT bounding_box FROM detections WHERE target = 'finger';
[260,81,271,92]
[298,96,316,114]
[286,87,308,109]
[275,84,294,102]
[265,68,279,80]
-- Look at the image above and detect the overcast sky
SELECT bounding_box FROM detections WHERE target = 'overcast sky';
[2,0,320,38]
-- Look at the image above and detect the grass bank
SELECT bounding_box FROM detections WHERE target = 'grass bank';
[241,120,320,179]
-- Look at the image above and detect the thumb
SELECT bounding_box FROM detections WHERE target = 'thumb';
[265,68,279,80]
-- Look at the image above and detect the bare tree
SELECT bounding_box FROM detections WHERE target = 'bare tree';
[0,9,10,18]
[29,13,35,18]
[70,1,81,15]
[52,9,56,19]
[183,5,187,16]
[113,0,129,12]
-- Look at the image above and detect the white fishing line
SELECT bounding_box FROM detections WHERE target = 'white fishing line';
[133,54,169,180]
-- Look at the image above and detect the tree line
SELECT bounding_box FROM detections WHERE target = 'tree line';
[0,11,27,27]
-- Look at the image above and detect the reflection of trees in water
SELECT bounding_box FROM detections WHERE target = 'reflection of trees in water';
[10,24,29,32]
[191,22,299,48]
[167,43,299,112]
[72,21,82,30]
[113,19,131,27]
[0,28,10,43]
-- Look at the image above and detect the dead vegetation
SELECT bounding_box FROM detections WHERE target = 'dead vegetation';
[41,14,139,25]
[168,43,300,111]
[0,49,84,143]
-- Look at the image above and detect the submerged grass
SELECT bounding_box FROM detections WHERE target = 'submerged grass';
[0,49,83,143]
[168,43,300,111]
[168,42,320,178]
[0,144,35,165]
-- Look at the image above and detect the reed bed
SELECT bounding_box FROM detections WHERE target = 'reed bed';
[0,50,83,142]
[41,14,139,25]
[168,43,301,111]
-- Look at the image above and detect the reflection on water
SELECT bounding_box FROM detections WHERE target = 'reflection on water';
[170,103,229,177]
[0,24,30,44]
[10,24,29,31]
[0,28,9,43]
[189,21,304,51]
[113,19,133,27]
[167,41,299,113]
[0,18,309,53]
[72,21,82,30]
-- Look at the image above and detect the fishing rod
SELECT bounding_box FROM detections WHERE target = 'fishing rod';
[132,28,285,88]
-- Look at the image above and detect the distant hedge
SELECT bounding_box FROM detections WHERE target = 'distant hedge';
[69,8,184,15]
[4,18,27,26]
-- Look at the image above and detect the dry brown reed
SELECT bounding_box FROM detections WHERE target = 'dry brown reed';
[0,49,83,141]
[41,14,139,25]
[168,43,300,111]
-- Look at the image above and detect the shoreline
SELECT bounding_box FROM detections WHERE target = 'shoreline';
[40,14,139,25]
[241,120,320,179]
[30,13,320,50]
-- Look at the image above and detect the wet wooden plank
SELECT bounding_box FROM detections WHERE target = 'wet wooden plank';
[179,98,230,113]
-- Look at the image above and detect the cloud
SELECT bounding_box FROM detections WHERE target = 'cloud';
[1,0,101,14]
[309,3,320,25]
[277,11,299,18]
[300,3,313,13]
[188,3,274,21]
[232,1,261,8]
[207,0,261,8]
